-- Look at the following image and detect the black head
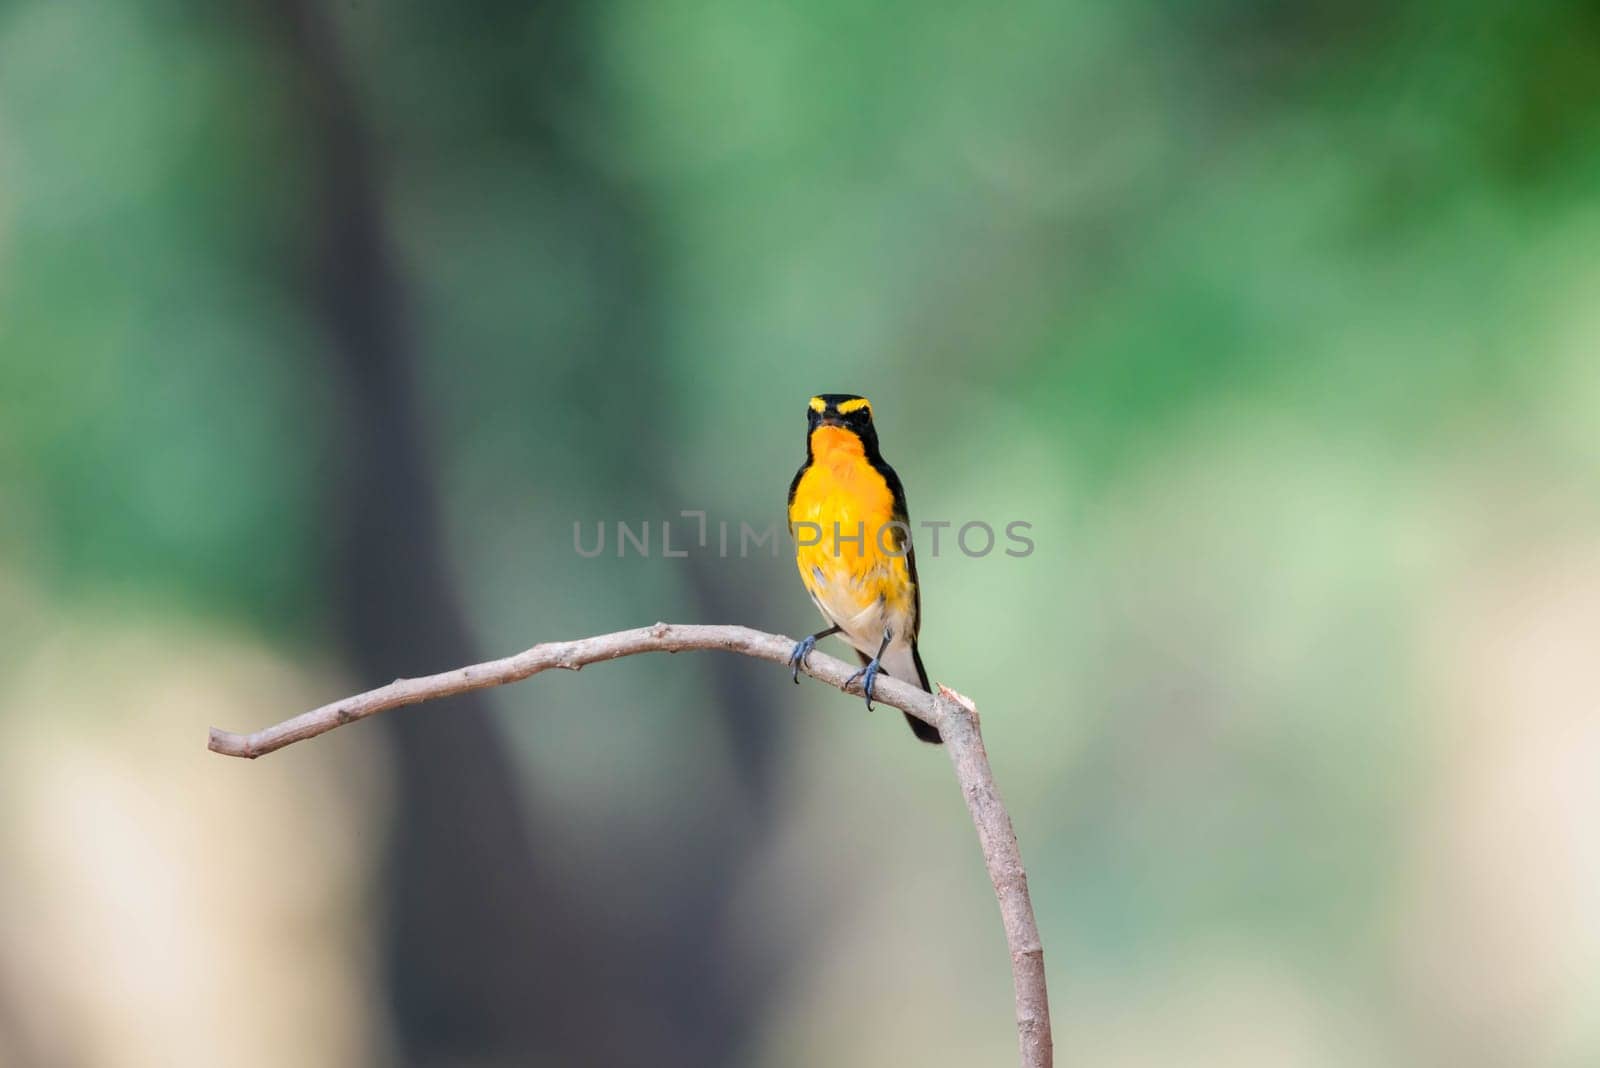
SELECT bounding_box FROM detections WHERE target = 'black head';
[804,393,880,458]
[807,393,876,431]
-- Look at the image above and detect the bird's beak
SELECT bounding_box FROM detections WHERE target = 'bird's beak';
[818,414,845,427]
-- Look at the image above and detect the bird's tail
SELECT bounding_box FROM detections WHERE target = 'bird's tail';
[871,643,942,744]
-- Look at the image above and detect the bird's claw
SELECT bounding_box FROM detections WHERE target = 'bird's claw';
[788,634,818,684]
[844,658,882,710]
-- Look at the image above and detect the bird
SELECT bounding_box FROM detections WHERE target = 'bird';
[786,393,941,743]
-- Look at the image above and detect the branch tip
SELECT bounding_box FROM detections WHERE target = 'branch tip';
[208,726,253,758]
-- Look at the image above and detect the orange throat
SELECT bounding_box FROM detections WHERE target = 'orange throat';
[809,424,866,466]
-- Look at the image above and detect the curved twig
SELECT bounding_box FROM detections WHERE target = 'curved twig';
[207,622,1053,1067]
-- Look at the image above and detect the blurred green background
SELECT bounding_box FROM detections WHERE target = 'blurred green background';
[3,1,1600,1065]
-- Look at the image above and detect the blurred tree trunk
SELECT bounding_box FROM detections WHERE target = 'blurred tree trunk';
[266,1,788,1064]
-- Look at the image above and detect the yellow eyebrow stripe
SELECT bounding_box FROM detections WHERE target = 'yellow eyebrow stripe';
[809,396,827,412]
[836,397,872,415]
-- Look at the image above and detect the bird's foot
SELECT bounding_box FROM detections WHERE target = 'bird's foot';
[844,658,883,710]
[788,634,819,684]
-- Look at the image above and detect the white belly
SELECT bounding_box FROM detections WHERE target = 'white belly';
[807,583,922,688]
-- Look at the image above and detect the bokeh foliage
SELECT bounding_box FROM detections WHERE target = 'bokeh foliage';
[3,0,1599,1064]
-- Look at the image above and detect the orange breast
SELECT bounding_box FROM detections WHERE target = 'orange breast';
[789,427,915,636]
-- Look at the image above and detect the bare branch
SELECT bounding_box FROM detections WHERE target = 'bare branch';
[207,622,1053,1068]
[936,685,1053,1066]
